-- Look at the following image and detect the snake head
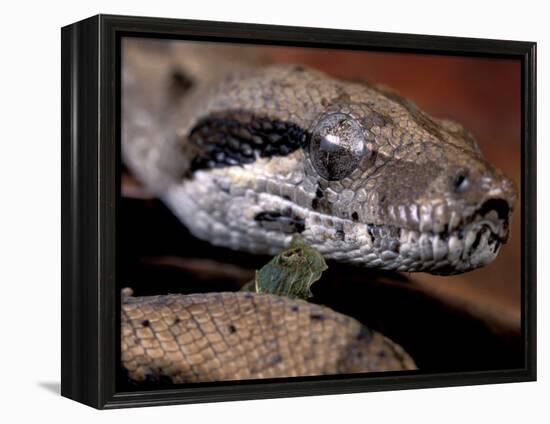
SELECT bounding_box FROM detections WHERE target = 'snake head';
[301,83,517,274]
[163,64,516,275]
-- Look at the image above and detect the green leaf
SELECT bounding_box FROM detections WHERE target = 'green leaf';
[241,235,328,300]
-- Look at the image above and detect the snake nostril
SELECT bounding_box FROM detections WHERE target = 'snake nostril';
[452,170,469,192]
[477,199,510,221]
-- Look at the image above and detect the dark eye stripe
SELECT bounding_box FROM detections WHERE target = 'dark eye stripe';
[184,110,308,173]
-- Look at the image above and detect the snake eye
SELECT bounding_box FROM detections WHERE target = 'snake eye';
[308,113,367,180]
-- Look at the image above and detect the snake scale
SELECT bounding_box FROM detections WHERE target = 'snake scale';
[121,38,516,384]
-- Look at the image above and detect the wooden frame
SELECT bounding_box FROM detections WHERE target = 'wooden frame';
[61,14,537,409]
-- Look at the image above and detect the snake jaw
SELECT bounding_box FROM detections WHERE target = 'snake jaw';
[161,149,515,275]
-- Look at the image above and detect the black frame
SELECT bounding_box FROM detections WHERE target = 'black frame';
[61,14,537,409]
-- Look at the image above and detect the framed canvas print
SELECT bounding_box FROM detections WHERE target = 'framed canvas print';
[61,14,536,409]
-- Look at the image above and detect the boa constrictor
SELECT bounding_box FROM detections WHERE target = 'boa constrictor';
[121,38,516,384]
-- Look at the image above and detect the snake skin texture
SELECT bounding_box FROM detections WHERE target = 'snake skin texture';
[122,290,416,383]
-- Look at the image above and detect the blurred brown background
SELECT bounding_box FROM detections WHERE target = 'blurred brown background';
[262,46,522,326]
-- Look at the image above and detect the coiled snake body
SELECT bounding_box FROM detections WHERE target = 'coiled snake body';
[121,39,516,384]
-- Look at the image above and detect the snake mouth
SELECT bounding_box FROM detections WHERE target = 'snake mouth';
[386,205,510,274]
[476,198,510,222]
[241,189,512,274]
[323,197,512,275]
[460,198,511,243]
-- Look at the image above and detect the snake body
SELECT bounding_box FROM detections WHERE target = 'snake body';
[122,290,415,383]
[121,39,516,384]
